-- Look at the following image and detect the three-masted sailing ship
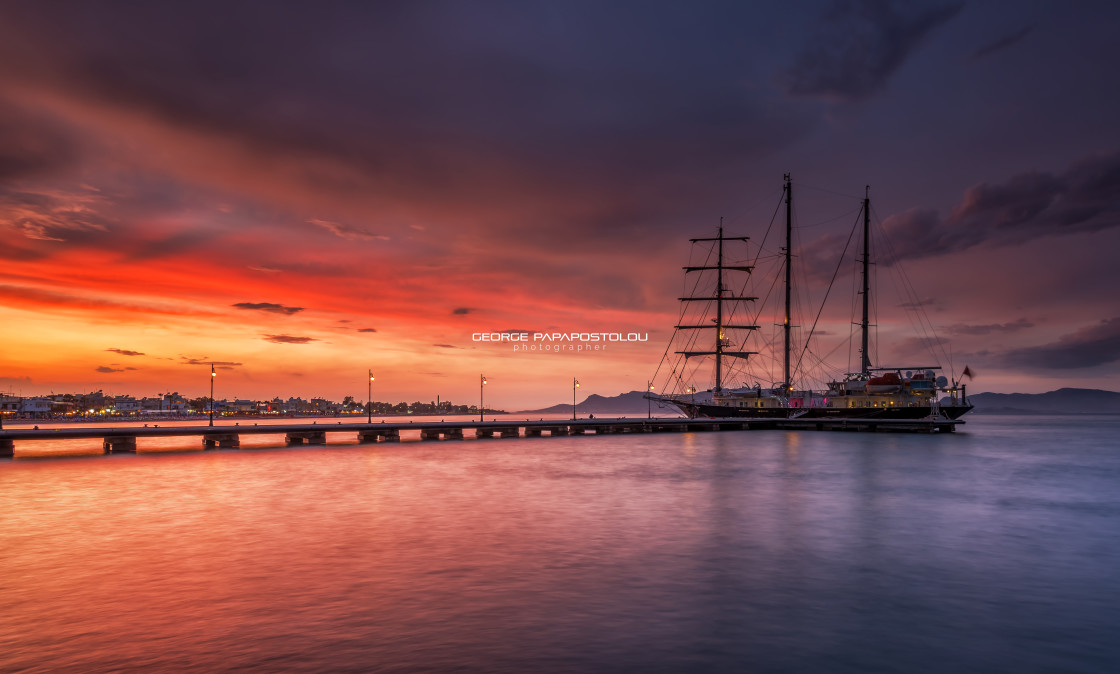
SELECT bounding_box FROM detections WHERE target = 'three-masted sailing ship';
[652,175,973,421]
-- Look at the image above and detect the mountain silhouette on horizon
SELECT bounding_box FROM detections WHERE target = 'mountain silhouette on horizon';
[520,387,1120,416]
[518,390,679,416]
[968,387,1120,414]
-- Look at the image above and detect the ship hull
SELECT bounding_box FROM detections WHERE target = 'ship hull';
[674,401,974,421]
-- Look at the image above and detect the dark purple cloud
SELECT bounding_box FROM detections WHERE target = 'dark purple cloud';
[179,358,242,367]
[1000,317,1120,369]
[884,151,1120,260]
[802,150,1120,271]
[947,318,1033,336]
[0,102,80,180]
[263,334,317,344]
[897,298,940,311]
[106,348,145,356]
[0,0,808,253]
[785,0,963,101]
[357,328,377,333]
[233,302,304,315]
[452,307,472,315]
[971,26,1033,61]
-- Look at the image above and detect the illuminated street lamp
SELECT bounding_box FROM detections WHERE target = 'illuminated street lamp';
[209,363,216,427]
[480,375,488,422]
[573,378,580,420]
[368,370,375,423]
[648,381,655,419]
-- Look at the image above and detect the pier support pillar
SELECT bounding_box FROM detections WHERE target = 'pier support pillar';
[0,439,14,458]
[103,436,137,454]
[359,429,400,442]
[524,428,543,437]
[285,431,326,446]
[476,428,495,439]
[498,427,519,438]
[545,427,569,436]
[202,433,240,449]
[443,428,464,440]
[420,429,441,441]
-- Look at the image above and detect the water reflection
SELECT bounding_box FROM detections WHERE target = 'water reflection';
[1,416,1119,671]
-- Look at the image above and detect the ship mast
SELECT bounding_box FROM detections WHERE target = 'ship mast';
[783,173,792,394]
[677,225,758,391]
[715,220,724,390]
[860,185,872,374]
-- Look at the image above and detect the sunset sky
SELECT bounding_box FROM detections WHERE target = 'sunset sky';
[2,1,1119,409]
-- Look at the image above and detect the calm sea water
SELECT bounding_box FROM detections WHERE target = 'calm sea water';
[2,414,1119,672]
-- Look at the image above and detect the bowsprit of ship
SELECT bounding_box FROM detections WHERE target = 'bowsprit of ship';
[648,174,974,422]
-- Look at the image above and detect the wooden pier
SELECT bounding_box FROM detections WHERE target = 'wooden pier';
[0,415,963,458]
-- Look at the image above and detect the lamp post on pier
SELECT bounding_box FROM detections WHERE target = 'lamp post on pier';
[648,382,655,419]
[209,364,216,427]
[480,375,487,422]
[367,370,374,423]
[573,378,580,420]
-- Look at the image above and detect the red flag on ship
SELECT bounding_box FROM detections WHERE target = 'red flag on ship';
[962,366,974,380]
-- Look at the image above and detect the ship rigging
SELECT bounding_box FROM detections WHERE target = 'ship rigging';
[650,175,973,421]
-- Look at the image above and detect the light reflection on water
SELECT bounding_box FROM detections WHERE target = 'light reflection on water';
[2,415,1119,672]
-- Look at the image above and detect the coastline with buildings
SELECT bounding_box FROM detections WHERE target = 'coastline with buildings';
[0,390,506,422]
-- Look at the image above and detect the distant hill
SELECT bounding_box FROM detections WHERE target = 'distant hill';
[520,387,1120,416]
[968,388,1120,415]
[519,390,679,416]
[521,387,1120,416]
